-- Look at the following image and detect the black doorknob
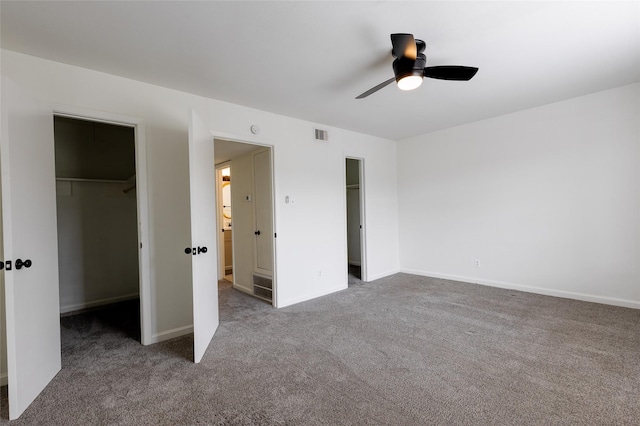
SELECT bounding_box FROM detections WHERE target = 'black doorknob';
[185,247,192,254]
[197,246,208,254]
[15,259,32,270]
[255,230,261,236]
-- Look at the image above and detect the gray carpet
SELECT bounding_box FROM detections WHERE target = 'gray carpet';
[348,264,362,286]
[1,274,639,425]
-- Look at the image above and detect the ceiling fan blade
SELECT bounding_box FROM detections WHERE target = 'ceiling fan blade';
[424,66,478,81]
[391,33,417,60]
[355,77,396,99]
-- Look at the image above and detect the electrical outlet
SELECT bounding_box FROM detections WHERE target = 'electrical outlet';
[318,270,322,277]
[474,259,481,268]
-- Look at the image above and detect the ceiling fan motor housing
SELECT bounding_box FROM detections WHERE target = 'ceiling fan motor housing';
[393,53,427,82]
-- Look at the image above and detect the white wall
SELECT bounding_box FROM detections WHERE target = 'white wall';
[0,50,399,348]
[398,83,640,308]
[56,181,139,313]
[341,137,399,281]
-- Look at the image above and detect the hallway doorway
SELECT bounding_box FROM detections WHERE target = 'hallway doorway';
[214,138,276,305]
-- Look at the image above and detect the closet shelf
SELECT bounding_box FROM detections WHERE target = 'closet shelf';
[56,177,128,184]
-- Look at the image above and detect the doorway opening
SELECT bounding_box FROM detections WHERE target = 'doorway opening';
[214,138,276,306]
[53,115,142,350]
[346,157,366,285]
[216,163,233,282]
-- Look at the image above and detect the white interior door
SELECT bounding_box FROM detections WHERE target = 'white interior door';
[253,149,273,276]
[187,109,219,363]
[1,77,62,419]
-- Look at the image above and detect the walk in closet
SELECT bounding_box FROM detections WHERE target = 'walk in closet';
[54,116,140,339]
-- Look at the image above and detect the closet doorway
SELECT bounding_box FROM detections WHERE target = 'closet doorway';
[54,116,142,346]
[346,157,366,284]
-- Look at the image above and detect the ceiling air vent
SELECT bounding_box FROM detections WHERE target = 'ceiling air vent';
[314,128,329,142]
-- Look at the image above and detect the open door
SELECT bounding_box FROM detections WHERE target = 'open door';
[1,78,62,419]
[187,109,219,363]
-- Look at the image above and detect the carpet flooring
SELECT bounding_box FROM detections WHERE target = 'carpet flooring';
[1,274,639,425]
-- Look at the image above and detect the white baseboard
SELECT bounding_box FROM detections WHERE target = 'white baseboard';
[1,372,7,387]
[60,293,140,314]
[146,325,193,345]
[366,269,400,282]
[278,284,347,308]
[401,269,640,310]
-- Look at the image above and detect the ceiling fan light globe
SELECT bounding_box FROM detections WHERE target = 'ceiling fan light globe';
[397,75,423,91]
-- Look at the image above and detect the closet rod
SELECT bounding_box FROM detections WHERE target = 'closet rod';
[56,177,128,184]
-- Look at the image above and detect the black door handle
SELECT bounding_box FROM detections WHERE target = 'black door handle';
[185,246,208,255]
[1,259,30,271]
[255,230,261,236]
[15,259,32,270]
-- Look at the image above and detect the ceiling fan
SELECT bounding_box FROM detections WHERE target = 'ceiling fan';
[356,33,478,99]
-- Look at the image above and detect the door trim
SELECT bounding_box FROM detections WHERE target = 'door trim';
[53,105,153,345]
[345,156,367,282]
[211,131,278,307]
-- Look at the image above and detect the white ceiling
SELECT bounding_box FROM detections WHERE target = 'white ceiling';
[2,1,638,140]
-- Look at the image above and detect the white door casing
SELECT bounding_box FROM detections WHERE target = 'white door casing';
[253,149,273,276]
[1,77,62,419]
[345,157,367,282]
[53,108,152,345]
[357,159,367,282]
[188,109,219,363]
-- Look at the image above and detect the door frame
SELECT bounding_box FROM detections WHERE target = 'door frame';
[345,156,367,282]
[52,105,152,345]
[211,131,278,307]
[215,161,231,281]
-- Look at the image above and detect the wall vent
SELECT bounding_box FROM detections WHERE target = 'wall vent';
[314,128,329,141]
[253,274,273,302]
